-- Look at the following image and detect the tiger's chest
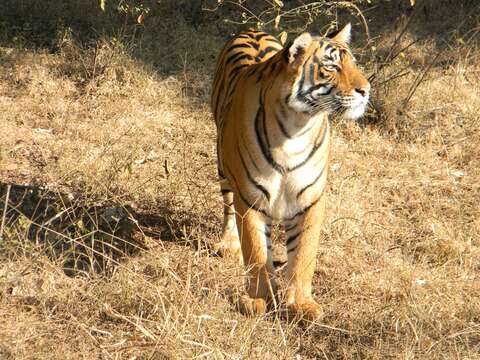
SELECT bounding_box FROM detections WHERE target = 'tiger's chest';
[256,121,330,220]
[263,174,313,220]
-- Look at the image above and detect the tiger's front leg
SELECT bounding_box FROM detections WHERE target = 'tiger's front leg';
[214,178,243,263]
[283,195,326,320]
[234,196,277,315]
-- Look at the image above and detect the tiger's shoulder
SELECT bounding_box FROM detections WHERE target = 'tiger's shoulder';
[211,29,284,121]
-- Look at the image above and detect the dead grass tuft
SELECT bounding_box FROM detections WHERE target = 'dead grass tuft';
[1,1,479,359]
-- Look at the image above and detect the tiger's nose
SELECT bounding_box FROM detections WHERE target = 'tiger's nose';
[354,87,369,97]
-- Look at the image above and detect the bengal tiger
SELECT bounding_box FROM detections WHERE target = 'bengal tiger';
[211,24,370,319]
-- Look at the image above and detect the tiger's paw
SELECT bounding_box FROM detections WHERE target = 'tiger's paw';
[286,299,323,322]
[237,295,268,316]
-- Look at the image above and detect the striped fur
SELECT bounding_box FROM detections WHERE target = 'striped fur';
[211,25,370,318]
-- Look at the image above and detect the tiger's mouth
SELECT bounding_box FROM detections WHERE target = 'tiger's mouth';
[335,93,369,120]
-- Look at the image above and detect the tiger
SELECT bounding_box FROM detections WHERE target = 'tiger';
[211,23,370,319]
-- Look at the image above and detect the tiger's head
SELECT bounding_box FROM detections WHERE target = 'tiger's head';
[284,24,370,120]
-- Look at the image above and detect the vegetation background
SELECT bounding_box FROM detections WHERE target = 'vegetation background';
[0,0,479,358]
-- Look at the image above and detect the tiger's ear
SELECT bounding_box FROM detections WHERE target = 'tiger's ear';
[328,23,351,44]
[287,32,312,67]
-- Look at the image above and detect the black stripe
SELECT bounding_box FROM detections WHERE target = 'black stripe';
[282,44,291,63]
[254,100,284,174]
[238,144,271,201]
[265,38,282,47]
[228,64,249,84]
[294,121,315,138]
[240,134,261,173]
[296,55,312,101]
[255,33,271,41]
[213,80,224,119]
[269,60,283,79]
[245,65,258,78]
[265,223,271,236]
[261,96,272,156]
[288,120,328,171]
[225,165,269,217]
[296,64,306,100]
[309,63,315,84]
[226,53,253,65]
[274,104,292,139]
[221,189,233,195]
[309,82,331,92]
[220,63,249,113]
[256,46,278,60]
[286,232,301,246]
[247,41,260,50]
[221,100,232,118]
[216,140,223,176]
[224,72,242,105]
[212,63,225,101]
[296,165,325,199]
[269,62,278,74]
[284,223,297,232]
[261,92,283,171]
[229,62,249,80]
[255,62,269,83]
[225,52,244,65]
[287,245,297,253]
[213,59,247,121]
[228,43,253,52]
[284,191,323,222]
[326,63,341,71]
[293,45,305,61]
[323,86,334,96]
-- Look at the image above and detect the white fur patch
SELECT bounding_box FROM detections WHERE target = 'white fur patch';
[312,86,332,97]
[289,33,312,64]
[344,104,367,120]
[342,91,369,120]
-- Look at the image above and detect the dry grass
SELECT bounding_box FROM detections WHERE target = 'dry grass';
[0,1,479,359]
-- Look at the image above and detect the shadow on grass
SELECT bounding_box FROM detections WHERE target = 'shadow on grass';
[132,206,220,254]
[0,0,219,76]
[0,182,216,277]
[1,0,477,91]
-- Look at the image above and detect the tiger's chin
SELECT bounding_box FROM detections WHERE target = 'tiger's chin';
[342,103,367,120]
